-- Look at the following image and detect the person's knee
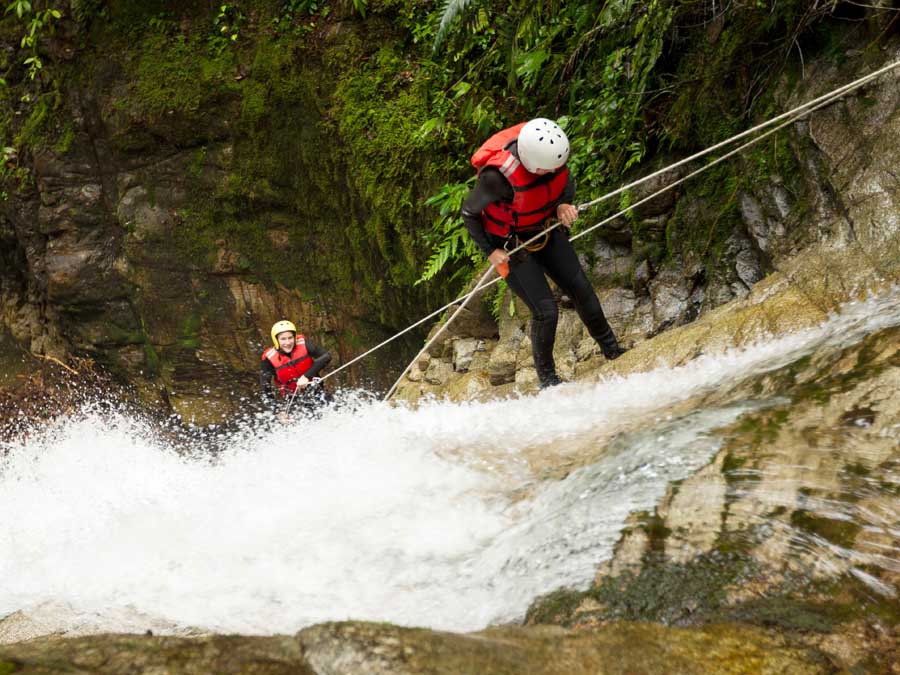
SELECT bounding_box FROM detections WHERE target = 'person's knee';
[568,274,602,309]
[533,297,559,325]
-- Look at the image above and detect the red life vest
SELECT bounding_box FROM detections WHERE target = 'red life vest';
[262,335,313,397]
[471,123,570,237]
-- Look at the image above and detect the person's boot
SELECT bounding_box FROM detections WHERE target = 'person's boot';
[538,371,563,389]
[534,348,561,389]
[602,343,628,361]
[595,326,628,361]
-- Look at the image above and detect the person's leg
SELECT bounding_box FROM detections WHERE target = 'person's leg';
[296,385,331,419]
[504,251,562,387]
[536,229,626,359]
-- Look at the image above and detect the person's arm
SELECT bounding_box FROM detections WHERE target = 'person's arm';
[557,172,578,227]
[460,168,513,256]
[259,359,279,410]
[561,172,575,204]
[302,340,332,381]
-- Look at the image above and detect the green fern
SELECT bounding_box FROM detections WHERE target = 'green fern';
[487,280,508,321]
[417,176,479,285]
[416,218,480,284]
[433,0,482,52]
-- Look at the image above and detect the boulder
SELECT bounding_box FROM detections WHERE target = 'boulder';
[649,261,693,332]
[586,239,633,286]
[633,259,651,294]
[424,358,453,386]
[452,337,480,372]
[488,323,525,385]
[629,163,688,218]
[739,190,785,254]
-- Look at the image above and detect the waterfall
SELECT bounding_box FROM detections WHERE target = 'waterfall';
[1,289,898,639]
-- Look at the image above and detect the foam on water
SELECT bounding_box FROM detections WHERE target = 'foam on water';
[1,289,898,635]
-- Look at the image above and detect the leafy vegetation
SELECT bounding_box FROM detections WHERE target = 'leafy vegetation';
[4,0,61,80]
[413,0,887,289]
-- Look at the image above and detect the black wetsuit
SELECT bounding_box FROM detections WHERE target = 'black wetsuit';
[259,340,332,413]
[461,163,623,386]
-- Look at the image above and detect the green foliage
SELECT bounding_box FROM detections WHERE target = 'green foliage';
[286,0,324,13]
[346,0,367,18]
[330,38,447,294]
[5,0,62,80]
[486,279,507,320]
[433,0,482,51]
[210,4,243,55]
[270,0,332,36]
[417,0,844,290]
[70,0,106,24]
[123,28,239,130]
[416,177,478,284]
[0,0,866,353]
[157,24,448,329]
[13,87,63,151]
[5,0,29,19]
[419,0,674,281]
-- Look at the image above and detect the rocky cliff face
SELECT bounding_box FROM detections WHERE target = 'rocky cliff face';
[0,5,437,423]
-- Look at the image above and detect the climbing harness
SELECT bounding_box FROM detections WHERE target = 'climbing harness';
[283,378,321,413]
[521,230,550,252]
[283,373,326,415]
[286,58,900,403]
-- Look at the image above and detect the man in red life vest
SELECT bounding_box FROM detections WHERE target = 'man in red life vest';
[260,320,332,415]
[461,118,627,388]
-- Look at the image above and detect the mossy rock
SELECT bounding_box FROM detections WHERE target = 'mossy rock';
[0,620,832,674]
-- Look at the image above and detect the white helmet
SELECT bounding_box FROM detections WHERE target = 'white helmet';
[517,118,570,173]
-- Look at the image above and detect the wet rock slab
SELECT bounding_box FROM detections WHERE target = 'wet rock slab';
[0,620,828,674]
[0,634,313,675]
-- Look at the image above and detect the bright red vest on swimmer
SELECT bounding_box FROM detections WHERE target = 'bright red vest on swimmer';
[262,336,313,396]
[471,123,570,237]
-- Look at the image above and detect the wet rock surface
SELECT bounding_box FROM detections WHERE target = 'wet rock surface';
[0,620,828,674]
[525,321,900,673]
[0,634,314,675]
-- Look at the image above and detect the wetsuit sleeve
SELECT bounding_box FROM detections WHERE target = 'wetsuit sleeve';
[259,358,278,408]
[562,172,575,204]
[304,340,333,379]
[461,167,514,256]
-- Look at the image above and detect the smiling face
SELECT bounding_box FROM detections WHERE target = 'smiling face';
[276,331,296,351]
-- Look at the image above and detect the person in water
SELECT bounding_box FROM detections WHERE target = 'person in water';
[260,320,332,417]
[461,118,627,389]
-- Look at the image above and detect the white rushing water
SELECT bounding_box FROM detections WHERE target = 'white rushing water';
[1,289,899,638]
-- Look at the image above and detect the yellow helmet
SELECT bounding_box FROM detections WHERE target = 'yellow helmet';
[270,320,297,348]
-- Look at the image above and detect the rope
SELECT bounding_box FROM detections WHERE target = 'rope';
[575,58,900,212]
[307,59,900,398]
[384,265,495,399]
